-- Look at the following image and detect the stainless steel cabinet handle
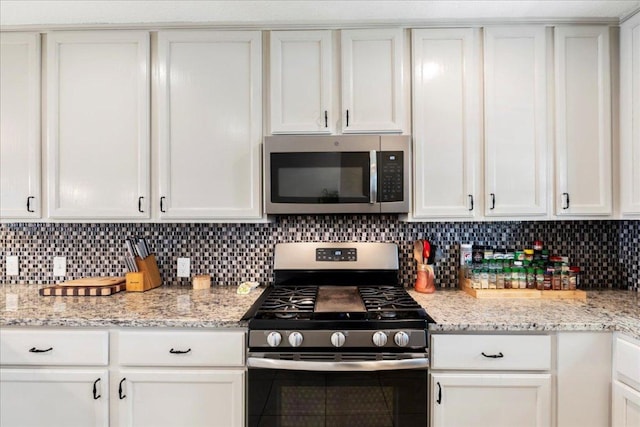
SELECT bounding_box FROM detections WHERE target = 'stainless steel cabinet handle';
[138,196,144,213]
[169,348,191,354]
[29,347,53,353]
[92,378,101,400]
[160,196,166,213]
[119,378,126,399]
[27,196,35,213]
[481,351,504,358]
[490,193,496,210]
[468,194,474,211]
[436,382,442,404]
[562,193,570,209]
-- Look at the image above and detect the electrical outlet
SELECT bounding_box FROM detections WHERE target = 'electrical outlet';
[53,256,66,277]
[6,256,19,276]
[177,257,190,278]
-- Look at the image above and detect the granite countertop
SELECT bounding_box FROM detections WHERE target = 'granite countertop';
[0,284,265,328]
[410,288,640,340]
[1,284,639,340]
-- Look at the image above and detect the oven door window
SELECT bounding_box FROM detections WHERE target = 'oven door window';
[270,152,371,204]
[248,369,427,427]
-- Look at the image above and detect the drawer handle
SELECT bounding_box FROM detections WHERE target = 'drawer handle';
[93,378,101,400]
[119,378,126,399]
[481,351,504,359]
[169,348,192,354]
[436,381,442,404]
[29,347,53,353]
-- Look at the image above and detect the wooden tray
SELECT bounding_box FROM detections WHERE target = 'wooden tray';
[459,273,586,300]
[40,282,126,296]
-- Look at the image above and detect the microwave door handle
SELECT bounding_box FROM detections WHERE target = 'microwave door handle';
[370,150,377,204]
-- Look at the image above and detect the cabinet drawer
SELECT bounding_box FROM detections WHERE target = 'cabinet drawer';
[615,335,640,387]
[118,330,245,367]
[431,334,551,371]
[0,329,108,366]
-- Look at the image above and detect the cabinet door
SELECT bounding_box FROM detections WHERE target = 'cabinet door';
[556,332,612,427]
[116,369,244,427]
[0,368,109,427]
[613,380,640,427]
[620,14,640,216]
[47,31,150,219]
[0,32,41,219]
[157,30,262,219]
[555,25,612,216]
[341,28,404,133]
[431,372,552,427]
[484,26,548,217]
[412,28,482,219]
[270,30,332,134]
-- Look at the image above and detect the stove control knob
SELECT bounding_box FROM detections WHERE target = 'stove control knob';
[372,331,388,347]
[266,331,282,347]
[394,331,410,347]
[331,332,346,348]
[288,332,304,347]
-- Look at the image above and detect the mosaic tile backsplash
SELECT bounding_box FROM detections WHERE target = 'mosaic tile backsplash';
[1,218,638,290]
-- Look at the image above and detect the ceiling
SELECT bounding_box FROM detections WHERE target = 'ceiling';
[1,1,639,28]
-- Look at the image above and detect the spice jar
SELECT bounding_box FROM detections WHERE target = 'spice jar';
[503,267,512,289]
[569,266,580,290]
[535,268,545,290]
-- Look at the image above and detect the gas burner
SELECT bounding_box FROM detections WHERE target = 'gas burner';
[275,312,297,319]
[378,311,397,319]
[359,286,422,312]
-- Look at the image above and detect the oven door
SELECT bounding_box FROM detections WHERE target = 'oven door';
[247,353,428,427]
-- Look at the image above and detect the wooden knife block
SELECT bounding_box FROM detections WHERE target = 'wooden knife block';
[126,254,162,292]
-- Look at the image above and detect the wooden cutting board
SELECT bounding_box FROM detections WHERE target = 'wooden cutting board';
[58,276,125,287]
[40,282,126,297]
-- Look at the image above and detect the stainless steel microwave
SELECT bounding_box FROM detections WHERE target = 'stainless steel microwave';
[264,135,410,214]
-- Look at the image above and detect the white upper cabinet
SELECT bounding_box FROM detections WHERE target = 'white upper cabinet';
[412,28,482,219]
[157,30,262,220]
[47,31,150,219]
[0,32,41,219]
[270,30,332,134]
[483,26,548,217]
[620,14,640,217]
[341,28,405,133]
[554,25,612,216]
[554,26,612,215]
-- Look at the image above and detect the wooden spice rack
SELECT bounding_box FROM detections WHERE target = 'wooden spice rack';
[126,255,162,292]
[459,271,586,300]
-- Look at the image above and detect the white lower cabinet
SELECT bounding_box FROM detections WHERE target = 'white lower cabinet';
[0,329,110,427]
[114,369,244,427]
[113,329,246,427]
[0,328,246,427]
[556,332,612,427]
[612,333,640,427]
[613,380,640,427]
[0,368,109,427]
[430,372,552,427]
[430,334,552,427]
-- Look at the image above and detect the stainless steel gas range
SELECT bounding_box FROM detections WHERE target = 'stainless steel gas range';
[243,242,435,427]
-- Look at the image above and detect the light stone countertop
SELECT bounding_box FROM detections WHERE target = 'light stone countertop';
[1,284,639,340]
[410,288,640,340]
[0,284,265,329]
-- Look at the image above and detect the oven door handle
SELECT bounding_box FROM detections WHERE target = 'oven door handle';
[247,356,428,372]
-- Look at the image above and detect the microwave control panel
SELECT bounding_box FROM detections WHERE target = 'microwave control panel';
[378,151,404,202]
